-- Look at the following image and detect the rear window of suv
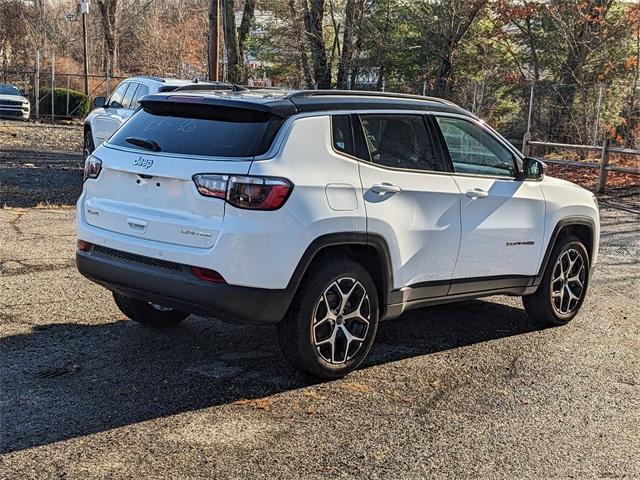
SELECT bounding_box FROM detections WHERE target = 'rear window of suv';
[109,101,284,158]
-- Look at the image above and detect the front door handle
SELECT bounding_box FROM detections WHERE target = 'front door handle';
[465,188,489,199]
[371,183,401,194]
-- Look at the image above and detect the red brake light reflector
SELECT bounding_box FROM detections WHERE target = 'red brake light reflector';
[191,266,226,283]
[77,240,92,251]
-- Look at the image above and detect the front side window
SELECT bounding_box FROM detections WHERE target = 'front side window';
[436,116,517,177]
[358,114,444,172]
[108,83,130,109]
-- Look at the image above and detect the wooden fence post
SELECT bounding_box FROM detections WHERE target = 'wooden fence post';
[596,138,610,194]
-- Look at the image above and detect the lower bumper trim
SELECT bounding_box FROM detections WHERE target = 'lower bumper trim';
[76,249,293,324]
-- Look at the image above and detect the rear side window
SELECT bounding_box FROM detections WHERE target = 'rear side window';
[109,103,283,158]
[331,115,354,156]
[358,114,446,172]
[131,85,149,108]
[121,83,139,109]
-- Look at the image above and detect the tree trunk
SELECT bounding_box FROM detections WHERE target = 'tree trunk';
[238,0,256,82]
[303,0,331,89]
[223,0,242,84]
[431,0,487,97]
[208,0,220,81]
[97,0,118,74]
[376,64,385,91]
[434,52,453,97]
[289,0,313,88]
[337,0,363,89]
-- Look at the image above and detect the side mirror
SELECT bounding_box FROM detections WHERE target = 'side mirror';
[93,96,106,108]
[521,157,546,181]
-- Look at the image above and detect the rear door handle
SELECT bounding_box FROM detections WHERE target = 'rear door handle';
[371,183,401,194]
[465,188,488,199]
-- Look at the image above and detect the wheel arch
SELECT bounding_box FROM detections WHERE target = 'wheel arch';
[535,216,596,284]
[285,233,394,318]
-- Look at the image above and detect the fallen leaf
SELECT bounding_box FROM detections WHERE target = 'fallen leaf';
[233,398,275,411]
[341,382,372,394]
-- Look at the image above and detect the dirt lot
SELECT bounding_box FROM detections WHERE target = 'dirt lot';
[1,120,639,478]
[0,120,83,208]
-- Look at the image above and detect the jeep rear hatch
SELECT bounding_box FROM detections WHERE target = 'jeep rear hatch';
[83,96,289,249]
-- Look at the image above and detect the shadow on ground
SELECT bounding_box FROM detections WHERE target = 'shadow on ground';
[0,298,543,453]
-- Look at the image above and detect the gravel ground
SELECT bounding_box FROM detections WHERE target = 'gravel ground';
[0,120,83,208]
[0,119,639,478]
[0,204,638,479]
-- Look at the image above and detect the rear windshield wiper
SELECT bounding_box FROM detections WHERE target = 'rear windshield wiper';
[125,137,161,152]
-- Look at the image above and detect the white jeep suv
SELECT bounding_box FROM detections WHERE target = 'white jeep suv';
[76,89,600,378]
[0,83,30,121]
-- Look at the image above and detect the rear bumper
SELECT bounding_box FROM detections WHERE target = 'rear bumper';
[76,246,293,324]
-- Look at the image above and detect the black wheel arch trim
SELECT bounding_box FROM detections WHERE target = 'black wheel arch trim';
[285,232,394,317]
[534,216,596,285]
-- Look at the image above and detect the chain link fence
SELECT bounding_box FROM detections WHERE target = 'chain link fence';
[1,65,126,121]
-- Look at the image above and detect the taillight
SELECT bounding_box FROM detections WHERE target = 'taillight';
[83,155,102,181]
[193,174,293,210]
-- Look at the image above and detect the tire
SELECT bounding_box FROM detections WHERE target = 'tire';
[83,128,95,160]
[277,259,379,379]
[113,293,189,327]
[523,235,590,326]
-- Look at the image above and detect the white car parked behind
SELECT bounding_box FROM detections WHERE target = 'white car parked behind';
[0,83,30,121]
[83,76,191,159]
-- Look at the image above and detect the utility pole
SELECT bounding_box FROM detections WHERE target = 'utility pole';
[208,0,221,81]
[34,50,40,119]
[51,50,55,124]
[79,0,90,95]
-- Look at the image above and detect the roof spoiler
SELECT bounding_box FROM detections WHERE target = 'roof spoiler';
[139,95,297,120]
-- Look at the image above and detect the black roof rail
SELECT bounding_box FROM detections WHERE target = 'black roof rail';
[287,89,455,106]
[172,83,249,92]
[243,85,286,91]
[131,75,167,83]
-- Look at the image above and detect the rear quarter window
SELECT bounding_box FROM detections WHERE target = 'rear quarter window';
[109,104,283,158]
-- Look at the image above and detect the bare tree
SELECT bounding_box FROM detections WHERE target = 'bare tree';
[289,0,313,88]
[303,0,331,88]
[96,0,119,73]
[429,0,488,97]
[547,0,615,141]
[624,21,640,148]
[223,0,241,83]
[238,0,256,82]
[337,0,364,89]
